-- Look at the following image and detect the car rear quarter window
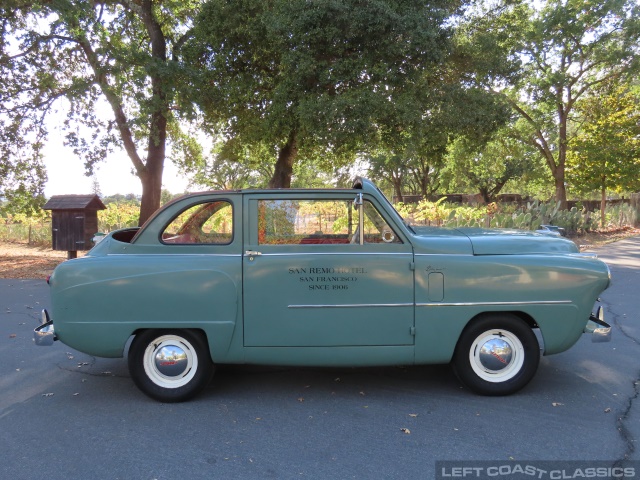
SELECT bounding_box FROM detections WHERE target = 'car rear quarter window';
[162,201,233,244]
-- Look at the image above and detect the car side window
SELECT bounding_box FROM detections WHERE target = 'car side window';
[258,199,401,245]
[162,201,233,244]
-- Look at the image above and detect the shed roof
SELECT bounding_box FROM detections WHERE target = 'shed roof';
[43,195,106,211]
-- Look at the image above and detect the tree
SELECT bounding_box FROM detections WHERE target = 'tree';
[185,0,460,189]
[568,83,640,226]
[367,152,410,202]
[445,126,546,202]
[491,0,640,208]
[0,0,201,225]
[365,0,521,201]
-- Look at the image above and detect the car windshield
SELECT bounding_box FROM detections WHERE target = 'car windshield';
[374,185,416,233]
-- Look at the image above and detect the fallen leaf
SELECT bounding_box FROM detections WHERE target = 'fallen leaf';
[604,408,611,413]
[9,334,16,338]
[359,391,366,396]
[297,397,304,402]
[409,414,418,418]
[73,393,80,396]
[334,377,341,382]
[400,428,411,434]
[552,402,564,407]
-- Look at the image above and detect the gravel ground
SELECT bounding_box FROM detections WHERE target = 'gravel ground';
[0,226,638,279]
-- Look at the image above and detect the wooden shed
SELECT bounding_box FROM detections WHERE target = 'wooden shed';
[43,195,107,258]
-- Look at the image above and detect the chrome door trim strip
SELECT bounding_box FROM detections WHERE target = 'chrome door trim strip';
[288,303,414,309]
[108,253,242,257]
[416,300,573,307]
[290,300,571,309]
[258,252,411,257]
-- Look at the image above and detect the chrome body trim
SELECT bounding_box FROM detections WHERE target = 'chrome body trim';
[288,303,413,309]
[257,252,411,257]
[416,300,573,307]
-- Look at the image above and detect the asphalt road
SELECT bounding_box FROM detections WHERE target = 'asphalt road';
[0,237,638,480]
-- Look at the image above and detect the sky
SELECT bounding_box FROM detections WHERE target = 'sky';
[43,135,190,198]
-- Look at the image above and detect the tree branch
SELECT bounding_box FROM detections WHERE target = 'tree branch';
[75,35,146,175]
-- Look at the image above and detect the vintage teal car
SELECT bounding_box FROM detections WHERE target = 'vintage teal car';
[35,178,612,402]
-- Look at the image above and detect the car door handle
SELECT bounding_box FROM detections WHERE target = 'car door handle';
[245,250,262,256]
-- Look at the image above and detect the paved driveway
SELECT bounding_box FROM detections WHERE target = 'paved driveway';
[0,237,638,480]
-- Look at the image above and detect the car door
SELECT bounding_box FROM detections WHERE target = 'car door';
[242,192,415,347]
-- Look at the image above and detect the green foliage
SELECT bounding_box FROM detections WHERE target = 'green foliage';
[484,0,640,206]
[0,209,51,246]
[97,203,141,232]
[185,0,462,187]
[444,131,547,201]
[568,83,640,195]
[0,0,205,224]
[0,199,143,246]
[397,199,636,235]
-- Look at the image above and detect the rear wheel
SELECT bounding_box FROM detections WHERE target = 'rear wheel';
[128,329,214,402]
[452,314,540,395]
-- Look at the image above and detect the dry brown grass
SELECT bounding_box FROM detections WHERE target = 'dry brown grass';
[572,226,640,251]
[0,227,638,279]
[0,242,84,279]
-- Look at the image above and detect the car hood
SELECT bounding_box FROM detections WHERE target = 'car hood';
[411,226,579,255]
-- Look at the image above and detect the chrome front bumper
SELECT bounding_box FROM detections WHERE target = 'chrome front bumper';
[584,306,611,343]
[34,310,56,346]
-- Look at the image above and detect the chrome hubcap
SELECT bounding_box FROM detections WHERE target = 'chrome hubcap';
[478,338,513,372]
[143,335,198,389]
[154,344,189,377]
[469,329,525,383]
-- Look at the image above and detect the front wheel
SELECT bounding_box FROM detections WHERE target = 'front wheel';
[452,314,540,396]
[128,329,214,402]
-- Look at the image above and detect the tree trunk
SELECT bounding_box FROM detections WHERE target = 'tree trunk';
[268,132,298,188]
[555,106,569,210]
[136,2,168,225]
[600,181,607,230]
[393,179,404,203]
[553,173,567,210]
[138,150,165,226]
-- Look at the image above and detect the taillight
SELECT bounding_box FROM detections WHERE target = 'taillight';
[46,275,51,285]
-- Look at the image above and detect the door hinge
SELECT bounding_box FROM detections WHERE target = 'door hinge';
[410,326,416,336]
[409,262,415,271]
